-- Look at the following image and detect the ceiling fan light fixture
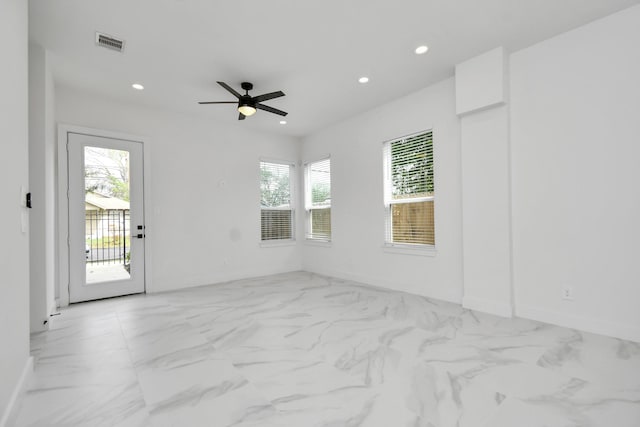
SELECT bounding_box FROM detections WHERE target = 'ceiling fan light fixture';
[238,102,256,116]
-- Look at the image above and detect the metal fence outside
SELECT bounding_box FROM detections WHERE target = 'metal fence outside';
[85,209,131,265]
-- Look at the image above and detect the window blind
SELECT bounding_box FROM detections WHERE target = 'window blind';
[383,131,435,245]
[305,158,331,240]
[260,161,294,241]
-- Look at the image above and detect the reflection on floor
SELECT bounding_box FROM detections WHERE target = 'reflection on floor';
[15,272,640,426]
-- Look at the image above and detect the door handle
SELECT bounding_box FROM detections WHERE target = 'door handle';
[134,225,145,238]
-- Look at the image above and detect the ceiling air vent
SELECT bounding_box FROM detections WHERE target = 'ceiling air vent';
[95,32,125,52]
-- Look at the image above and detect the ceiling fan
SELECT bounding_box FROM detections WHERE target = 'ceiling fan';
[199,81,288,120]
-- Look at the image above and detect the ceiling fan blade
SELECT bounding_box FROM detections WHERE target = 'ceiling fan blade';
[198,101,237,104]
[256,103,288,117]
[238,112,246,120]
[252,91,285,103]
[217,81,242,99]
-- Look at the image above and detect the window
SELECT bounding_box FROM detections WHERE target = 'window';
[260,161,294,241]
[304,158,331,241]
[383,131,435,246]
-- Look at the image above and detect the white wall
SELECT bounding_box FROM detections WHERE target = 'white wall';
[510,5,640,341]
[29,43,57,332]
[300,5,640,342]
[301,78,464,303]
[0,0,31,424]
[56,86,302,294]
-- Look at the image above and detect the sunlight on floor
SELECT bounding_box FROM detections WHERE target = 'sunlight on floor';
[86,263,130,284]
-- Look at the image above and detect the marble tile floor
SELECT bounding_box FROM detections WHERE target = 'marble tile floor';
[12,271,640,427]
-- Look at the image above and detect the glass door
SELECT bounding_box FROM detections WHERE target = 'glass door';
[67,133,145,302]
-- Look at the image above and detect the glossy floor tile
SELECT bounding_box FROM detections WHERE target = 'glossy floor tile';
[12,272,640,426]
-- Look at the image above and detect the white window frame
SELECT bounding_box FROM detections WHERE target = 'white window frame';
[304,157,331,242]
[259,159,296,244]
[383,130,435,252]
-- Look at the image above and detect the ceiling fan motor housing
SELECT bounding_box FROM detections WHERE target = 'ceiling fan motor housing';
[239,94,256,108]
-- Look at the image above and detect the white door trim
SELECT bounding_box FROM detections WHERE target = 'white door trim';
[57,124,153,307]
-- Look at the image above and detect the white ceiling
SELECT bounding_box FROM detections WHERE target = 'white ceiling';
[29,0,639,138]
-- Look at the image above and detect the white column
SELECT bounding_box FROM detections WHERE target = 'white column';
[456,47,513,317]
[29,43,57,332]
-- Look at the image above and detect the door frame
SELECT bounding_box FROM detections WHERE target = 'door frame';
[57,124,154,307]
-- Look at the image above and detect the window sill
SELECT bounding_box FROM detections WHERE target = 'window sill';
[304,239,332,248]
[260,240,297,248]
[382,244,437,257]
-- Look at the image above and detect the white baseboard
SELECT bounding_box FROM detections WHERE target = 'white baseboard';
[0,356,33,427]
[29,320,49,333]
[150,266,304,294]
[302,265,462,305]
[517,305,640,343]
[49,300,58,315]
[462,295,513,318]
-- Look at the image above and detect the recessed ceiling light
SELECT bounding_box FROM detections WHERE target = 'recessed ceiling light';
[279,120,287,125]
[358,77,369,84]
[132,83,144,90]
[415,45,429,55]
